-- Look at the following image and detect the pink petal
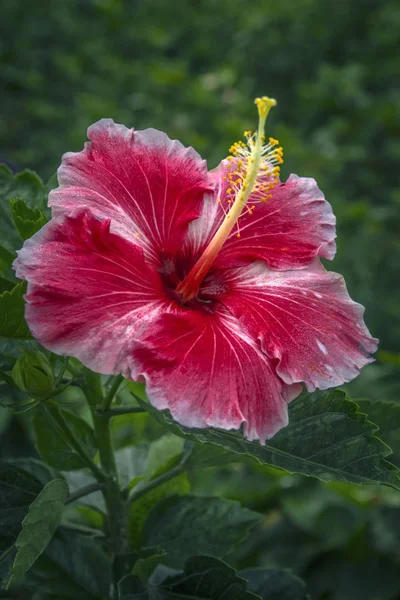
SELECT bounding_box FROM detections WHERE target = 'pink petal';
[196,162,336,270]
[49,120,213,266]
[129,305,301,443]
[14,210,168,375]
[211,260,378,391]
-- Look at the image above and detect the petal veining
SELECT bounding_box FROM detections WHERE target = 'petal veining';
[14,210,168,375]
[49,119,213,265]
[193,165,336,271]
[211,260,378,391]
[129,304,301,443]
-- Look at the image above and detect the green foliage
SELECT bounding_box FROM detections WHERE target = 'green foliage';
[128,473,190,550]
[142,495,261,568]
[138,390,400,488]
[8,478,68,587]
[0,166,46,253]
[357,398,400,467]
[12,350,54,398]
[121,436,191,548]
[116,445,149,489]
[0,458,62,586]
[0,244,16,283]
[0,283,31,340]
[9,197,47,240]
[33,403,97,470]
[118,556,260,599]
[131,549,167,583]
[281,480,365,549]
[240,568,309,600]
[145,434,185,478]
[26,530,112,599]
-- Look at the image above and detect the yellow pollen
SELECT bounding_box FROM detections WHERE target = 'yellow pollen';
[254,96,277,119]
[176,94,281,302]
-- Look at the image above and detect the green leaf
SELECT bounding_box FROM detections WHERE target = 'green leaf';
[282,479,365,548]
[0,244,15,282]
[0,165,47,253]
[0,459,63,587]
[26,530,111,599]
[12,350,54,398]
[116,445,149,490]
[76,505,105,528]
[138,389,400,489]
[33,403,97,471]
[0,283,31,340]
[118,555,259,599]
[128,473,189,549]
[141,495,261,568]
[9,197,47,240]
[357,399,400,467]
[146,434,185,478]
[8,478,68,587]
[183,441,242,470]
[132,549,167,583]
[306,554,400,600]
[31,578,96,600]
[250,514,324,573]
[63,469,105,513]
[0,340,45,413]
[0,278,14,293]
[240,568,309,600]
[112,410,166,450]
[0,338,40,370]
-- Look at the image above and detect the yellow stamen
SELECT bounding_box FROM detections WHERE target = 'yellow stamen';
[176,96,279,302]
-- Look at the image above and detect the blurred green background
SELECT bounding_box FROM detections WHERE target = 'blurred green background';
[1,1,400,598]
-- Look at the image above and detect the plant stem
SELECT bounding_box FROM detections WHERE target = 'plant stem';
[83,371,129,559]
[101,374,125,411]
[95,414,119,476]
[42,379,75,402]
[66,482,106,505]
[55,357,69,387]
[45,402,106,482]
[127,463,186,505]
[96,405,146,419]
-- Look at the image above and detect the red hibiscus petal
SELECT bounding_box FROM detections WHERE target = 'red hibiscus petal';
[49,119,213,265]
[14,210,168,375]
[129,305,301,443]
[211,260,378,391]
[197,161,336,270]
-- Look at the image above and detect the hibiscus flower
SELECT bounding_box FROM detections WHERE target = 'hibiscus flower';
[13,97,377,443]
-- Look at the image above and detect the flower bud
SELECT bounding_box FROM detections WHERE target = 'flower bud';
[12,351,55,399]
